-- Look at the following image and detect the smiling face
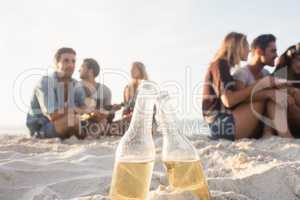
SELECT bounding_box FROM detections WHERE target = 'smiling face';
[261,42,278,67]
[56,53,76,78]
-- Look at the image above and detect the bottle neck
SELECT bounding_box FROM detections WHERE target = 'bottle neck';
[127,93,156,137]
[160,100,178,135]
[159,96,199,161]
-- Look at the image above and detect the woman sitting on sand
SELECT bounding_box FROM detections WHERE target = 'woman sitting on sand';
[123,61,149,117]
[202,32,290,140]
[273,43,300,138]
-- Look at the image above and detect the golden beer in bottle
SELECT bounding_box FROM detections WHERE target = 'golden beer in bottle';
[158,91,211,200]
[164,160,211,200]
[110,160,154,200]
[109,81,158,200]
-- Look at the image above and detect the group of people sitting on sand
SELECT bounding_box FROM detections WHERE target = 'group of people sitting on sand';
[202,32,300,140]
[26,32,300,141]
[26,47,149,139]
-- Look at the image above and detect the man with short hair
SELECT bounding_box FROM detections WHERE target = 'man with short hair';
[26,47,86,139]
[79,58,122,136]
[233,34,277,87]
[80,58,112,110]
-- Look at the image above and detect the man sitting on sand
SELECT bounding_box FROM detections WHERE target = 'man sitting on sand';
[79,58,112,117]
[233,34,294,138]
[26,47,86,139]
[79,58,122,137]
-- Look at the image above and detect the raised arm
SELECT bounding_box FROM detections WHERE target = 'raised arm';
[123,85,130,104]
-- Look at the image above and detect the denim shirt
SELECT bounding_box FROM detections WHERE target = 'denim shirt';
[26,72,86,136]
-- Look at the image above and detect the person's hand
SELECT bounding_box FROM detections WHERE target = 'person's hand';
[266,89,296,107]
[272,77,293,88]
[256,76,274,90]
[273,90,296,107]
[92,111,109,121]
[259,76,291,89]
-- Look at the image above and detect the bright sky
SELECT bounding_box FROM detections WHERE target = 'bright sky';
[0,0,299,128]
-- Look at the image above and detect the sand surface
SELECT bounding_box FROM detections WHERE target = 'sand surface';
[0,134,300,200]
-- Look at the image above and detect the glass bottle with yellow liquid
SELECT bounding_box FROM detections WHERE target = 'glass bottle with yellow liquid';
[158,91,211,200]
[109,81,158,200]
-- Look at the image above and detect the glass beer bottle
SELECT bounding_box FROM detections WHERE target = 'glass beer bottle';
[109,81,158,200]
[158,91,211,200]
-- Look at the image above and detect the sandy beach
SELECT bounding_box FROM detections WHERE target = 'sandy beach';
[0,133,300,200]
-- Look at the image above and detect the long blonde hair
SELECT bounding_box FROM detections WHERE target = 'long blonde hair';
[213,32,247,67]
[131,61,149,80]
[125,61,149,102]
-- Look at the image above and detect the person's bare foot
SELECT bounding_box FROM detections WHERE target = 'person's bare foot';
[276,130,294,138]
[262,131,274,138]
[262,126,275,138]
[283,131,294,138]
